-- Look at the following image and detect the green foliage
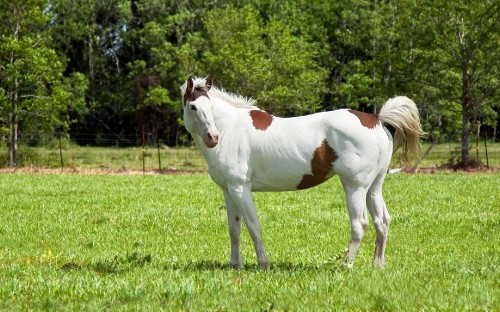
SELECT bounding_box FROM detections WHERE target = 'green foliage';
[1,0,499,153]
[185,5,328,115]
[143,87,175,110]
[399,0,500,157]
[0,173,499,310]
[0,4,66,130]
[0,0,88,165]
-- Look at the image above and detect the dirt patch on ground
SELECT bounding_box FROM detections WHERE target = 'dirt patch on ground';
[406,166,500,174]
[0,166,498,175]
[412,159,500,174]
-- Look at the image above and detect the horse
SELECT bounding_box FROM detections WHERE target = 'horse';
[180,75,424,270]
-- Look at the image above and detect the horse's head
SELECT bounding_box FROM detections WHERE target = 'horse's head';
[180,75,219,148]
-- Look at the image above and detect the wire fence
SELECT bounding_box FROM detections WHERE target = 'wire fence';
[1,135,499,173]
[0,134,207,173]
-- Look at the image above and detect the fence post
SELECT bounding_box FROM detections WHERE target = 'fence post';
[157,140,162,172]
[58,133,64,172]
[484,132,489,169]
[142,125,146,175]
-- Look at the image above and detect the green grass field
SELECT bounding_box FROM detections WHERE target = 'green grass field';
[0,173,499,310]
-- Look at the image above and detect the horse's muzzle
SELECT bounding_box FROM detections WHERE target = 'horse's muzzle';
[204,132,219,148]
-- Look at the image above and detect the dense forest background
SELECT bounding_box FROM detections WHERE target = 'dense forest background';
[1,0,499,167]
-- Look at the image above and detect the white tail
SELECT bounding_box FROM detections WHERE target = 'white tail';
[379,96,426,161]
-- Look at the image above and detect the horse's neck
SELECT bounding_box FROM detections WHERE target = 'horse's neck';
[211,100,239,132]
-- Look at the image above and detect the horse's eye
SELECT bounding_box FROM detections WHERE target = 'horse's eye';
[190,104,197,111]
[195,86,203,91]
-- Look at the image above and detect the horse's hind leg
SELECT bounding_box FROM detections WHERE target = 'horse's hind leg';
[223,190,243,269]
[366,173,391,268]
[341,183,369,268]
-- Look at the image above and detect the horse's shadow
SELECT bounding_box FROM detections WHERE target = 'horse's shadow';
[60,251,349,274]
[164,260,348,272]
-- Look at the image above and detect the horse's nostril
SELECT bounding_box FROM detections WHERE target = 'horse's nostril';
[204,132,219,148]
[208,133,218,141]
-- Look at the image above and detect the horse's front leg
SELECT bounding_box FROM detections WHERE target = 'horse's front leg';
[227,183,269,271]
[222,190,243,269]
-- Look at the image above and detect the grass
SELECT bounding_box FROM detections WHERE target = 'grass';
[0,144,208,172]
[0,173,499,310]
[1,141,499,171]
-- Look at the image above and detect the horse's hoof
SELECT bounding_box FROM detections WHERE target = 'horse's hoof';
[344,259,355,269]
[372,259,385,269]
[230,262,243,270]
[257,262,270,271]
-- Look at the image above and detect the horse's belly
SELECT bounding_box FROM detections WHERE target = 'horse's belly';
[250,164,334,192]
[251,176,302,192]
[251,175,333,192]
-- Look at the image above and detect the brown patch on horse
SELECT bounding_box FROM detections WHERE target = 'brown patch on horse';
[297,140,338,190]
[348,110,379,129]
[249,110,273,131]
[184,77,210,105]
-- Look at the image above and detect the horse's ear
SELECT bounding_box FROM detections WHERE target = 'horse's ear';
[187,76,194,91]
[206,75,213,90]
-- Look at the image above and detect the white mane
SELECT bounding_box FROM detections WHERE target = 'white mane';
[181,77,257,109]
[209,86,257,109]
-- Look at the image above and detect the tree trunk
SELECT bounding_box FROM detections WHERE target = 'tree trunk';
[461,102,470,163]
[7,7,21,167]
[8,57,19,167]
[8,76,19,167]
[460,53,471,164]
[8,106,18,168]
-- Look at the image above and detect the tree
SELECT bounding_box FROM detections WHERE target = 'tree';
[184,5,328,116]
[120,2,187,143]
[4,0,495,155]
[0,0,86,166]
[402,0,500,164]
[49,0,133,144]
[50,0,216,145]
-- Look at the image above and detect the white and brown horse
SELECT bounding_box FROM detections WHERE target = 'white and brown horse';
[181,76,424,270]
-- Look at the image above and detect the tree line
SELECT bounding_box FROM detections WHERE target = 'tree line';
[1,0,499,167]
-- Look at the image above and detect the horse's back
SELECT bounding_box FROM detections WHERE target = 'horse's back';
[246,109,392,191]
